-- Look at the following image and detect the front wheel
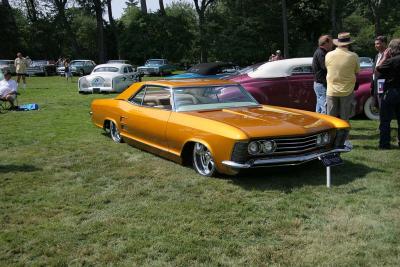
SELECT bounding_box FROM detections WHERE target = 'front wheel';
[193,143,216,176]
[110,121,123,143]
[364,96,380,120]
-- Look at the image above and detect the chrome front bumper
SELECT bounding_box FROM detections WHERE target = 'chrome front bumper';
[222,146,351,169]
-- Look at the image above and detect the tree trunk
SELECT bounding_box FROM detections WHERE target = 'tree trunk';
[193,0,215,62]
[159,0,165,15]
[93,0,105,63]
[140,0,147,14]
[199,14,207,62]
[24,0,38,22]
[368,0,382,36]
[53,0,79,56]
[330,0,337,36]
[281,0,289,58]
[2,0,11,7]
[106,0,120,59]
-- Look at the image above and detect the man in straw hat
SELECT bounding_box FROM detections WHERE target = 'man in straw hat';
[325,32,360,145]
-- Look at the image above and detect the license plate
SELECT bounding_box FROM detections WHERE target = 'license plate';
[93,88,100,93]
[320,153,343,167]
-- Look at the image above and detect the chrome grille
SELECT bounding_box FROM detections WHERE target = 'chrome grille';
[273,134,319,155]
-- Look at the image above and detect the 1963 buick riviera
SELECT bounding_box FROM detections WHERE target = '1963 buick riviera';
[91,79,351,176]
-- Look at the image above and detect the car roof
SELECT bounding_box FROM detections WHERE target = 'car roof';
[146,79,237,88]
[249,57,313,78]
[188,62,235,75]
[94,63,131,68]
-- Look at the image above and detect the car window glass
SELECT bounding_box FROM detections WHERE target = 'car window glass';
[291,65,312,75]
[127,66,134,73]
[142,86,172,110]
[124,67,128,73]
[129,87,145,105]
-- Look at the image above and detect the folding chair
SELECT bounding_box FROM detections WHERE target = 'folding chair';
[0,93,18,113]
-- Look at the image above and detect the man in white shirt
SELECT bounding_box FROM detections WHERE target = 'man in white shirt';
[0,71,18,108]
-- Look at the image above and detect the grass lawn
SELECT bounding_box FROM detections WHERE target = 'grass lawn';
[1,76,399,266]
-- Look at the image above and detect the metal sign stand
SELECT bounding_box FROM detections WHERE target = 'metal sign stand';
[326,166,331,188]
[319,153,343,188]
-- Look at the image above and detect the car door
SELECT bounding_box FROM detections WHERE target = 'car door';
[287,65,315,111]
[125,66,136,86]
[120,85,172,150]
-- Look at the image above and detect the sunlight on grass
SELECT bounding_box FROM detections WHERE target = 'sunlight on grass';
[0,77,399,265]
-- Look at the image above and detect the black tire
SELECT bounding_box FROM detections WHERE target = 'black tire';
[192,142,217,177]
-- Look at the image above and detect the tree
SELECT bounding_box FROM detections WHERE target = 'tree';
[367,0,384,36]
[193,0,216,62]
[140,0,147,14]
[159,0,165,15]
[93,0,105,63]
[281,0,289,58]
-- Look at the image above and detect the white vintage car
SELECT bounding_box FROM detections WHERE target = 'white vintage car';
[78,63,139,94]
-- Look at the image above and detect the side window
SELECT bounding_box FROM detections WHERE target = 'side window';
[129,87,146,105]
[127,66,134,73]
[142,86,172,110]
[124,67,128,73]
[291,65,313,75]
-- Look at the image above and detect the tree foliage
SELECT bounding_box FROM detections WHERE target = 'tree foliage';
[2,0,400,65]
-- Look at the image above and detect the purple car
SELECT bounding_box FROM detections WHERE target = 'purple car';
[228,58,377,120]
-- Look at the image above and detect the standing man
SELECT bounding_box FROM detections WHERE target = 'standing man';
[325,32,360,146]
[312,35,333,113]
[371,36,388,107]
[375,39,400,149]
[14,52,29,89]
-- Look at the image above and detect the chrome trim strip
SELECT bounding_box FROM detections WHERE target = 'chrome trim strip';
[222,147,351,169]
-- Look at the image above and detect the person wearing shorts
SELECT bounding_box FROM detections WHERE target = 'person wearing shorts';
[14,52,29,89]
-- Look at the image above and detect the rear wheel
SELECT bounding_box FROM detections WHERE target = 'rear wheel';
[364,96,380,120]
[193,143,216,176]
[110,121,123,143]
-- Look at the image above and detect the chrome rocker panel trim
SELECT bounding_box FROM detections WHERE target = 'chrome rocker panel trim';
[222,147,351,169]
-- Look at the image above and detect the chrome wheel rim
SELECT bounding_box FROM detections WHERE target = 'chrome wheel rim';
[110,122,121,143]
[193,143,215,176]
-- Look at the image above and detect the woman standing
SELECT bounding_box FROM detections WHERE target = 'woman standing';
[64,58,72,82]
[376,39,400,149]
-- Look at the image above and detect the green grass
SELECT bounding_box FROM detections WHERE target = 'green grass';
[1,77,399,266]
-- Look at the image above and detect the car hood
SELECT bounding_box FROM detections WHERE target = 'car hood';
[185,106,340,138]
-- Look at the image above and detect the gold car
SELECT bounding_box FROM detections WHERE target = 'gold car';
[91,79,351,176]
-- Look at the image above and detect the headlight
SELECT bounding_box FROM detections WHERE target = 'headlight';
[322,132,330,144]
[104,80,112,87]
[261,140,276,154]
[316,132,330,146]
[79,78,89,89]
[248,141,261,155]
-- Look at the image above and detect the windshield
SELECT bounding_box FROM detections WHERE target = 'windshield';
[0,60,12,65]
[173,85,259,112]
[32,61,47,66]
[71,61,85,67]
[146,60,164,65]
[93,67,119,73]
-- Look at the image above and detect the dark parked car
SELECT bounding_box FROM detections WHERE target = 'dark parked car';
[26,60,57,76]
[137,59,174,76]
[229,58,378,120]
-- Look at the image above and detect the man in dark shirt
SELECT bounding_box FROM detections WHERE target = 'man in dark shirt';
[312,35,333,113]
[371,36,388,107]
[376,38,400,149]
